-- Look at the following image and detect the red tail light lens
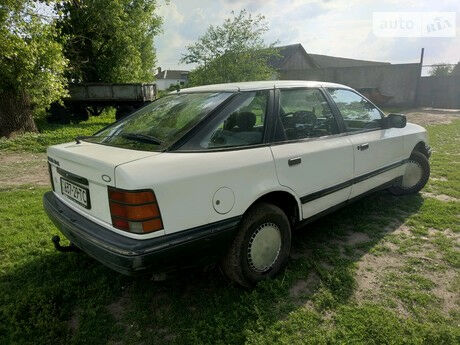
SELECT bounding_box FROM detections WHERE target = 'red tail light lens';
[108,187,163,234]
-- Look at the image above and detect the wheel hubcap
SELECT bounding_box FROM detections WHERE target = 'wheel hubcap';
[247,222,282,272]
[402,160,423,189]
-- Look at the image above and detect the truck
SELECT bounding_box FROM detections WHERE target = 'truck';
[47,83,157,123]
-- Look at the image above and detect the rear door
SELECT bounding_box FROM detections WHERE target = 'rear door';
[326,88,405,199]
[270,88,354,219]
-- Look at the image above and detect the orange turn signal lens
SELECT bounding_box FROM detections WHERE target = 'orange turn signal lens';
[108,187,163,234]
[109,203,160,220]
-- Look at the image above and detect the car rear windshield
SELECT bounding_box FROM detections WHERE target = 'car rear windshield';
[84,92,232,151]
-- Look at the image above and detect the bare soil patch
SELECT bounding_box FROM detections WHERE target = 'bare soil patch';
[68,310,80,335]
[404,108,460,127]
[289,272,320,298]
[107,295,130,323]
[345,232,370,245]
[422,192,459,203]
[0,152,48,187]
[353,223,459,317]
[353,252,402,301]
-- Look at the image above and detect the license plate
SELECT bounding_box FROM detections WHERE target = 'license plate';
[60,178,91,209]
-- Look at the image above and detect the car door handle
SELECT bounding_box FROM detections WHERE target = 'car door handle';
[357,143,369,151]
[288,157,302,166]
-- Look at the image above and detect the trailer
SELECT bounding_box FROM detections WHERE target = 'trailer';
[47,83,157,123]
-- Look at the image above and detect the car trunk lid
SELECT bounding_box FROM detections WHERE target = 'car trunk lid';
[47,141,160,225]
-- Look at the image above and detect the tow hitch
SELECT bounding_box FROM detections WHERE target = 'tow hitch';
[52,235,81,253]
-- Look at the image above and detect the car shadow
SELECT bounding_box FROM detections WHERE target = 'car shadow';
[1,191,424,344]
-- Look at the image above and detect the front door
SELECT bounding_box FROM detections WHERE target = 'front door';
[326,88,405,199]
[270,88,354,219]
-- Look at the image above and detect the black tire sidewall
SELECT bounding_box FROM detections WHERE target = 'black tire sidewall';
[238,204,291,284]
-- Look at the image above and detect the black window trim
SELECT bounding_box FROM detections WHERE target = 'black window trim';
[325,87,387,135]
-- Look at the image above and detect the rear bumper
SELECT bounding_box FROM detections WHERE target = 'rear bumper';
[43,192,240,275]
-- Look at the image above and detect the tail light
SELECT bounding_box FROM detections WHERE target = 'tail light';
[108,187,163,234]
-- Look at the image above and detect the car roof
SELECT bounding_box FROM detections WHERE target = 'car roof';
[177,80,352,93]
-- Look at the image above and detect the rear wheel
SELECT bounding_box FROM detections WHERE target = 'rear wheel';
[389,151,430,195]
[222,203,291,287]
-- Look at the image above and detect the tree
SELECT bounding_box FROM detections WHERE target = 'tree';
[181,10,279,86]
[0,0,67,138]
[55,0,162,83]
[429,63,454,76]
[451,62,460,76]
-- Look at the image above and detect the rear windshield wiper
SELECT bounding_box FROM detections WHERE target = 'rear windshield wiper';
[120,133,163,145]
[75,135,95,144]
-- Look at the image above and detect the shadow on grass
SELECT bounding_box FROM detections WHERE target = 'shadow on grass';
[0,191,424,345]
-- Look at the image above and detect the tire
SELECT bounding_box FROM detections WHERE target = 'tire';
[221,203,291,287]
[389,151,430,195]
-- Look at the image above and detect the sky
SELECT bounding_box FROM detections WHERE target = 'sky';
[155,0,460,72]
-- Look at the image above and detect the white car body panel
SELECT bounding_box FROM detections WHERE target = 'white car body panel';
[348,128,404,198]
[270,136,354,219]
[115,147,287,237]
[45,81,429,242]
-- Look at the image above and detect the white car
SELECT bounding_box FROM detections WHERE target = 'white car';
[44,81,430,286]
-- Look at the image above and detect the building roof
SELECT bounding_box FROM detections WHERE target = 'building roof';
[178,80,351,93]
[308,53,390,68]
[268,44,319,69]
[155,69,189,80]
[269,43,390,70]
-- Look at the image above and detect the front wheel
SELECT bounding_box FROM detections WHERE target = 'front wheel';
[221,203,291,287]
[389,151,430,195]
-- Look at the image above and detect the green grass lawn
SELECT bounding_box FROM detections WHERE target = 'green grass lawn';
[0,110,116,153]
[0,120,458,345]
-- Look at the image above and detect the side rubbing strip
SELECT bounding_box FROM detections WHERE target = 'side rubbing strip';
[352,160,408,184]
[300,180,352,204]
[300,159,408,204]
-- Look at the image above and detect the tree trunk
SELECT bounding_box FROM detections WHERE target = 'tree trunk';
[0,91,37,138]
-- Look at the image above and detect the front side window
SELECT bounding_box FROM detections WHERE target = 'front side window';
[183,91,269,150]
[85,92,232,151]
[275,88,338,141]
[327,88,383,132]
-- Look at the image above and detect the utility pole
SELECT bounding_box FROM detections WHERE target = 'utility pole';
[414,48,425,107]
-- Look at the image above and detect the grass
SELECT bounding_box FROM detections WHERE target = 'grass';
[0,110,116,153]
[0,119,459,344]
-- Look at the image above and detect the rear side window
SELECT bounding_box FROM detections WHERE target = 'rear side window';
[274,88,338,141]
[182,91,269,150]
[327,88,383,132]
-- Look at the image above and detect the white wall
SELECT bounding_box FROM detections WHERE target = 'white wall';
[157,79,187,90]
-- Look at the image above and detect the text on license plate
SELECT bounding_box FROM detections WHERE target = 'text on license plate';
[60,178,90,208]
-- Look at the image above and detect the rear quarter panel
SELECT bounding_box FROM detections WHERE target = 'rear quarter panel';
[115,147,294,235]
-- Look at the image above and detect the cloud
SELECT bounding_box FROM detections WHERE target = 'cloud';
[155,0,460,71]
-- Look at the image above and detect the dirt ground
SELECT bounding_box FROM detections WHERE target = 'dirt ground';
[403,107,460,126]
[0,107,458,189]
[0,152,48,188]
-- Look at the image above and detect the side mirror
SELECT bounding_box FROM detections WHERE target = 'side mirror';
[385,113,406,129]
